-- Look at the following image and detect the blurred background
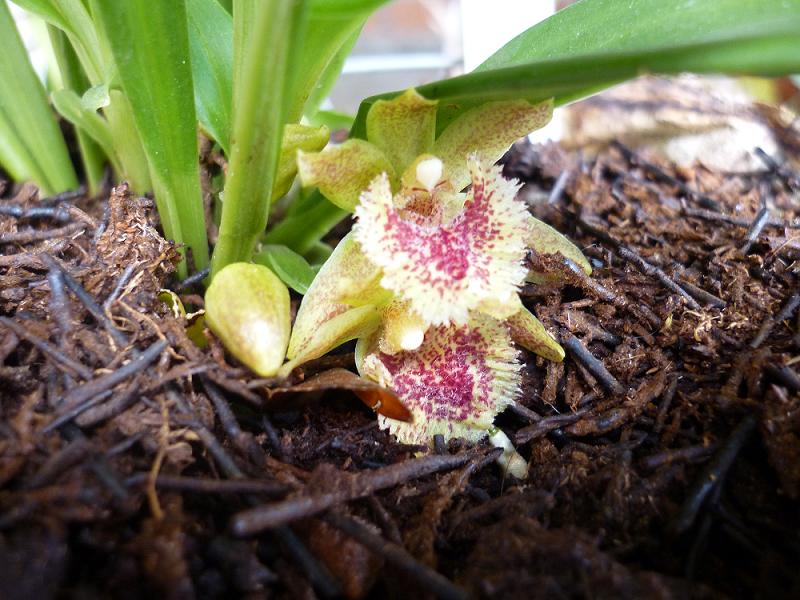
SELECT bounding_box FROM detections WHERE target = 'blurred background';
[327,0,555,112]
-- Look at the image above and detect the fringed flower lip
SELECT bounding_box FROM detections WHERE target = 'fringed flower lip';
[352,155,530,328]
[356,313,521,446]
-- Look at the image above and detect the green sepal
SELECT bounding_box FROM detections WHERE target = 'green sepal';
[506,300,564,363]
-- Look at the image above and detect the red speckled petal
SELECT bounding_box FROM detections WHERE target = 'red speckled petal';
[358,314,520,446]
[353,156,529,327]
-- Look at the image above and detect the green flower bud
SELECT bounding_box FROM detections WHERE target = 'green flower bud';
[205,263,290,377]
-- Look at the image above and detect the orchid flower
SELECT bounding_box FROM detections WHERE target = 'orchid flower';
[280,89,590,468]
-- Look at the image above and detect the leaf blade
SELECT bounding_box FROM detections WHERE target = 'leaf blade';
[254,244,316,294]
[91,0,208,273]
[186,0,233,154]
[351,0,800,137]
[0,0,77,194]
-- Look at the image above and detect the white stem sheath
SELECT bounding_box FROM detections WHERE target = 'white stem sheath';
[488,427,528,479]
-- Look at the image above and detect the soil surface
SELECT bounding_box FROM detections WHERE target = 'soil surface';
[0,134,798,599]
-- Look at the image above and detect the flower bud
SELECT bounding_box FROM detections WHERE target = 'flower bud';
[205,263,290,377]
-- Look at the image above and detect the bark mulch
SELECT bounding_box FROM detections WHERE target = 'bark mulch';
[0,134,798,599]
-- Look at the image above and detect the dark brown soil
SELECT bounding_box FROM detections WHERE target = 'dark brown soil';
[1,134,798,599]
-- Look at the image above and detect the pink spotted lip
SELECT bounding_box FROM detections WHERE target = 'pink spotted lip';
[353,155,530,326]
[361,313,520,445]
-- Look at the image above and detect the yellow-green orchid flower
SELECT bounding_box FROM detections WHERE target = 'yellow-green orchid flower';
[281,89,590,455]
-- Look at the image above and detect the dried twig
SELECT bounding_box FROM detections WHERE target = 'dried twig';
[323,511,468,600]
[57,339,168,413]
[231,448,502,535]
[0,222,85,245]
[514,408,589,444]
[126,473,293,497]
[574,217,701,310]
[548,169,570,205]
[563,334,625,396]
[676,277,726,309]
[41,255,129,347]
[739,205,770,254]
[202,377,266,467]
[640,443,718,470]
[750,293,800,349]
[174,266,210,291]
[611,140,722,210]
[0,317,92,380]
[0,203,71,222]
[672,414,757,534]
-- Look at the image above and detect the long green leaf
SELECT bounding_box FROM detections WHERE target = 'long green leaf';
[264,190,346,255]
[211,0,307,276]
[303,24,361,119]
[12,0,103,80]
[287,0,387,121]
[0,0,76,194]
[48,24,105,194]
[92,0,208,274]
[51,88,121,174]
[16,0,152,192]
[351,0,800,137]
[186,0,232,154]
[478,0,800,72]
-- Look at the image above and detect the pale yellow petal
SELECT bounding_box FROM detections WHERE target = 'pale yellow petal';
[432,99,553,191]
[527,216,592,281]
[279,304,381,377]
[506,301,564,362]
[273,124,329,199]
[287,232,389,363]
[297,139,395,211]
[366,88,438,175]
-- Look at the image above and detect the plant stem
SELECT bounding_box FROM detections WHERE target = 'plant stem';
[211,0,307,276]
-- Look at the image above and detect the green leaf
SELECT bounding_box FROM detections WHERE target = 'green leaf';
[351,0,800,136]
[286,0,388,121]
[48,24,106,194]
[19,1,152,192]
[264,190,347,255]
[186,0,232,154]
[0,0,77,194]
[51,88,119,171]
[477,0,800,72]
[80,83,109,110]
[307,108,354,131]
[302,22,361,118]
[12,0,104,81]
[211,0,307,276]
[92,0,208,275]
[254,244,316,294]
